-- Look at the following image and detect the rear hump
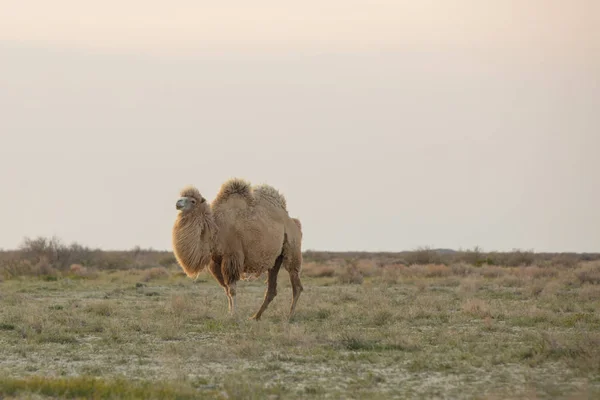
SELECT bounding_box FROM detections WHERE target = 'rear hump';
[254,184,287,211]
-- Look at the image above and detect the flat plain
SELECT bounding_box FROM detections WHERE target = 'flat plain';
[1,257,599,399]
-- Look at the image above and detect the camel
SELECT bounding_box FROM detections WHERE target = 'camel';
[171,178,303,321]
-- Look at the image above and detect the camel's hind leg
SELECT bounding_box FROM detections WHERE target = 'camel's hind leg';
[288,270,303,320]
[282,227,303,321]
[250,255,283,320]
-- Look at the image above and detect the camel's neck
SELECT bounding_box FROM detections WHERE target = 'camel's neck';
[172,210,216,277]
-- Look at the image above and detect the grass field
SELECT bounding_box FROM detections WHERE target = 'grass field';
[1,260,599,399]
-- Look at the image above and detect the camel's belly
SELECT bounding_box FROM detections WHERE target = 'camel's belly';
[235,213,285,280]
[240,253,279,280]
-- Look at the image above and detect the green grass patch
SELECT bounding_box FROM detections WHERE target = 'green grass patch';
[0,323,15,331]
[0,376,213,400]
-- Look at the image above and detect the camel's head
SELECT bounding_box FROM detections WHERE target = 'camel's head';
[176,186,206,213]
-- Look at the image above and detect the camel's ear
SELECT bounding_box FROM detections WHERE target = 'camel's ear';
[200,197,206,203]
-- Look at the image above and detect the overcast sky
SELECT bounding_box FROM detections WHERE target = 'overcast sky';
[1,1,599,252]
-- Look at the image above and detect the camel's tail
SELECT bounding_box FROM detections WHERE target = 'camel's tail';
[291,218,302,240]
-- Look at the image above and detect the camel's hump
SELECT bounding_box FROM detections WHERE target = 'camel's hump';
[214,178,288,211]
[253,184,287,211]
[213,178,253,204]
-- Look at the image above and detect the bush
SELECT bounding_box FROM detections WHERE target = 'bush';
[575,262,600,285]
[479,266,505,278]
[142,267,170,282]
[159,255,177,267]
[380,265,402,285]
[18,236,94,270]
[405,247,441,265]
[336,261,364,285]
[450,263,474,276]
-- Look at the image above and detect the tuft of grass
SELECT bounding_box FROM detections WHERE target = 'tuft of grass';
[85,301,113,317]
[337,332,418,353]
[371,310,393,326]
[338,334,379,351]
[167,294,195,317]
[462,298,491,318]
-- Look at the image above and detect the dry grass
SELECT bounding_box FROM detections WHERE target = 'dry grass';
[1,258,599,399]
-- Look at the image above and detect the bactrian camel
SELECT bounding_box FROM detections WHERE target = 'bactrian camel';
[172,178,303,320]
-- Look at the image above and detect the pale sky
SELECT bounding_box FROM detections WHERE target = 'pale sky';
[1,1,599,252]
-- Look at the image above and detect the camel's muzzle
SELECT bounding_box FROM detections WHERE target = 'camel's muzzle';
[176,198,186,210]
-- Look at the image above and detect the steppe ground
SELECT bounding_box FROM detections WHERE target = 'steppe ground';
[1,260,599,399]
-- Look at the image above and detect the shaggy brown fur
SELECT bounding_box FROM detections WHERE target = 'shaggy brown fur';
[171,186,215,278]
[253,184,287,210]
[172,178,303,320]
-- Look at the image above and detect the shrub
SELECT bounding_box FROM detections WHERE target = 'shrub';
[575,262,600,285]
[33,257,59,278]
[479,266,505,278]
[18,236,93,270]
[159,255,177,267]
[380,265,402,285]
[461,246,485,266]
[405,247,442,265]
[336,261,364,285]
[450,263,474,276]
[424,264,452,278]
[356,260,378,277]
[142,267,170,282]
[301,262,336,278]
[506,249,536,266]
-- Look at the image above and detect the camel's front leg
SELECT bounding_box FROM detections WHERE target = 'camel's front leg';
[226,282,237,315]
[207,258,233,314]
[221,254,241,317]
